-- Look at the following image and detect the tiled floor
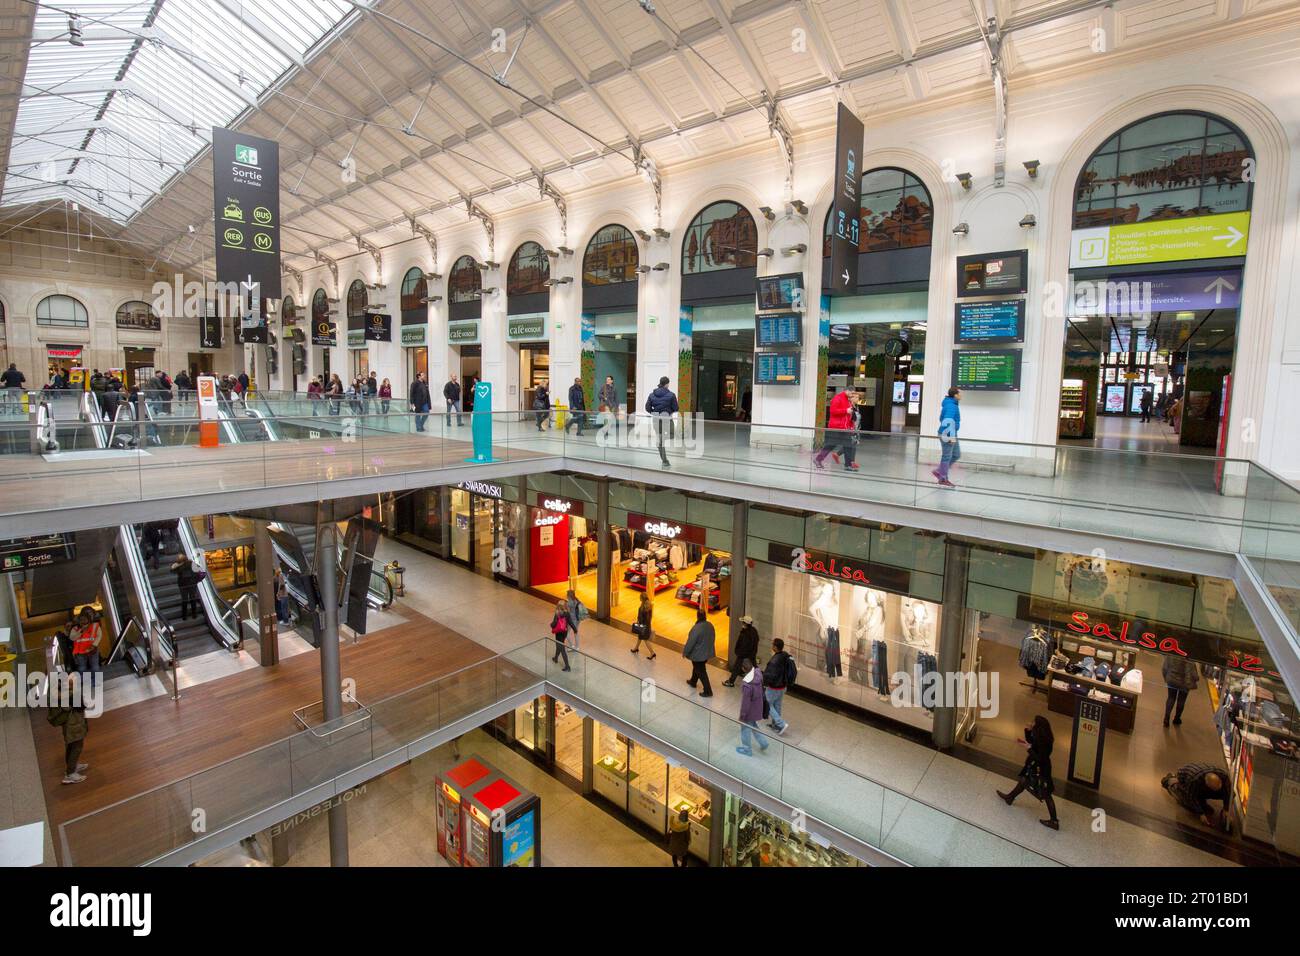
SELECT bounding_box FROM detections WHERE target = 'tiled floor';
[376,535,1233,868]
[199,729,671,868]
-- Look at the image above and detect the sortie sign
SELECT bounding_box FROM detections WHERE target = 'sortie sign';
[211,127,281,299]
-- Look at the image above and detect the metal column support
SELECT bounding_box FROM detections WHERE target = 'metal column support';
[315,519,349,866]
[595,478,611,621]
[708,783,726,867]
[728,500,748,651]
[581,715,594,796]
[254,520,278,666]
[931,538,971,749]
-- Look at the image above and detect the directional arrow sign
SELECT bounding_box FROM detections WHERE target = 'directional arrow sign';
[1069,211,1250,267]
[1204,275,1236,304]
[842,269,851,286]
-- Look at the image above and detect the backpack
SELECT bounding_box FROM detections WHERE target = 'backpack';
[574,600,588,622]
[784,654,798,688]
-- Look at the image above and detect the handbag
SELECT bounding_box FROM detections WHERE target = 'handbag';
[632,622,646,638]
[762,695,771,719]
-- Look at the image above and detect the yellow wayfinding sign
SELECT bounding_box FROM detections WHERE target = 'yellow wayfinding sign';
[1070,211,1250,268]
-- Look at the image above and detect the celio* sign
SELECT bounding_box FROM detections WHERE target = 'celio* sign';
[534,512,565,528]
[627,512,706,545]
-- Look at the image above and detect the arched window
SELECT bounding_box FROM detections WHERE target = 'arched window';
[1074,112,1253,228]
[282,296,297,324]
[311,289,329,324]
[115,299,159,331]
[400,267,427,319]
[507,241,550,296]
[36,294,88,328]
[822,167,933,256]
[583,225,638,286]
[681,201,757,275]
[449,255,481,305]
[346,279,367,325]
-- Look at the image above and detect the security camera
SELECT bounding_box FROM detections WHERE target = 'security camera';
[758,206,776,222]
[420,295,442,303]
[1023,160,1040,178]
[652,262,670,271]
[956,172,972,190]
[756,248,775,257]
[952,222,969,235]
[1019,214,1037,228]
[423,272,442,281]
[635,229,652,242]
[545,249,560,258]
[789,199,808,215]
[781,244,807,255]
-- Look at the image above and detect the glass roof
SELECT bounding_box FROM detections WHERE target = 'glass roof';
[5,0,362,222]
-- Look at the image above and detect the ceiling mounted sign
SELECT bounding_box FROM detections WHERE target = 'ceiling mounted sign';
[212,127,281,299]
[829,103,864,294]
[365,312,392,342]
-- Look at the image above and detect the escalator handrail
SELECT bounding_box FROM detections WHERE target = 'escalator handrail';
[176,518,242,650]
[116,524,176,665]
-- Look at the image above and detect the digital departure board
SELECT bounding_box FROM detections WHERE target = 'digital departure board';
[952,349,1022,391]
[954,300,1025,344]
[756,312,802,347]
[756,350,800,385]
[756,273,804,313]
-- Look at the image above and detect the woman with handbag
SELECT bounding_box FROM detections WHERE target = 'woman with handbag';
[997,715,1060,830]
[630,593,657,659]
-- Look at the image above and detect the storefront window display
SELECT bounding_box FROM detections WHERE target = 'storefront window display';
[960,543,1298,860]
[721,795,860,867]
[447,480,521,582]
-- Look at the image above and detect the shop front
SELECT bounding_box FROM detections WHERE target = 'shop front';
[448,479,520,582]
[448,322,481,407]
[587,312,636,416]
[507,313,549,413]
[691,303,753,422]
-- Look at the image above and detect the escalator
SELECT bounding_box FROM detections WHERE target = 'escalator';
[218,398,276,442]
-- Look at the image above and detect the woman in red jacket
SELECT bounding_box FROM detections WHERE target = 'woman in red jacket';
[813,388,859,471]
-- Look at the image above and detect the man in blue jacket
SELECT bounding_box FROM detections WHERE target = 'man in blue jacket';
[933,387,961,488]
[565,377,586,436]
[645,376,678,469]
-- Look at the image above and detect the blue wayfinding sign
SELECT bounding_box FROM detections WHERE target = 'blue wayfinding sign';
[467,380,495,463]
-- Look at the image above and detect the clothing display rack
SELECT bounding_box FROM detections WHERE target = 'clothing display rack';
[1018,626,1053,696]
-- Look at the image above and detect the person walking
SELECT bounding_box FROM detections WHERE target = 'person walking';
[1139,388,1153,424]
[532,380,551,431]
[645,376,678,469]
[735,659,769,756]
[667,808,691,866]
[170,554,201,621]
[141,522,164,570]
[549,600,572,671]
[722,615,760,688]
[409,372,431,432]
[814,387,857,471]
[564,589,588,651]
[1,362,25,404]
[174,368,192,401]
[366,372,378,413]
[997,715,1060,830]
[682,609,715,697]
[598,375,619,418]
[379,378,392,416]
[274,567,291,625]
[762,637,795,735]
[443,374,464,426]
[68,608,102,675]
[48,672,90,785]
[933,386,962,488]
[565,377,586,436]
[630,592,657,659]
[237,370,250,395]
[1162,655,1199,727]
[327,374,344,415]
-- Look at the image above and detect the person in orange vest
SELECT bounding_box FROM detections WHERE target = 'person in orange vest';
[69,607,102,674]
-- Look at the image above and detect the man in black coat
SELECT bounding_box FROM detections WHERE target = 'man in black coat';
[723,616,761,687]
[442,374,463,426]
[409,373,431,432]
[644,376,679,468]
[565,377,586,436]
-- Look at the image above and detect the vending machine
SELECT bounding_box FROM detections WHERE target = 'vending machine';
[460,764,541,867]
[434,757,493,866]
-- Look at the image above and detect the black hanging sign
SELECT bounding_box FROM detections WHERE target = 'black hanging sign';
[312,319,336,347]
[828,103,864,294]
[212,127,281,299]
[200,311,223,350]
[365,312,392,342]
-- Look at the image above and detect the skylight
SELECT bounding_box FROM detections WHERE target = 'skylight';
[4,0,362,222]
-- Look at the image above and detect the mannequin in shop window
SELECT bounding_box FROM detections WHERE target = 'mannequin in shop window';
[808,577,842,680]
[997,715,1061,831]
[850,591,884,686]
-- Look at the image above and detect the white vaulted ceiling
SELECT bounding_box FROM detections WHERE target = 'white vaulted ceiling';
[0,0,1292,276]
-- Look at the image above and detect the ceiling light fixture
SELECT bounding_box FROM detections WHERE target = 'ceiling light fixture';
[67,14,84,47]
[956,172,973,190]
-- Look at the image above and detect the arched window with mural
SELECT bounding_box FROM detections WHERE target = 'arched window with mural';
[346,279,368,377]
[448,255,483,403]
[282,295,297,325]
[448,254,482,322]
[680,201,759,420]
[400,266,430,376]
[582,224,640,415]
[1060,111,1253,450]
[820,168,935,434]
